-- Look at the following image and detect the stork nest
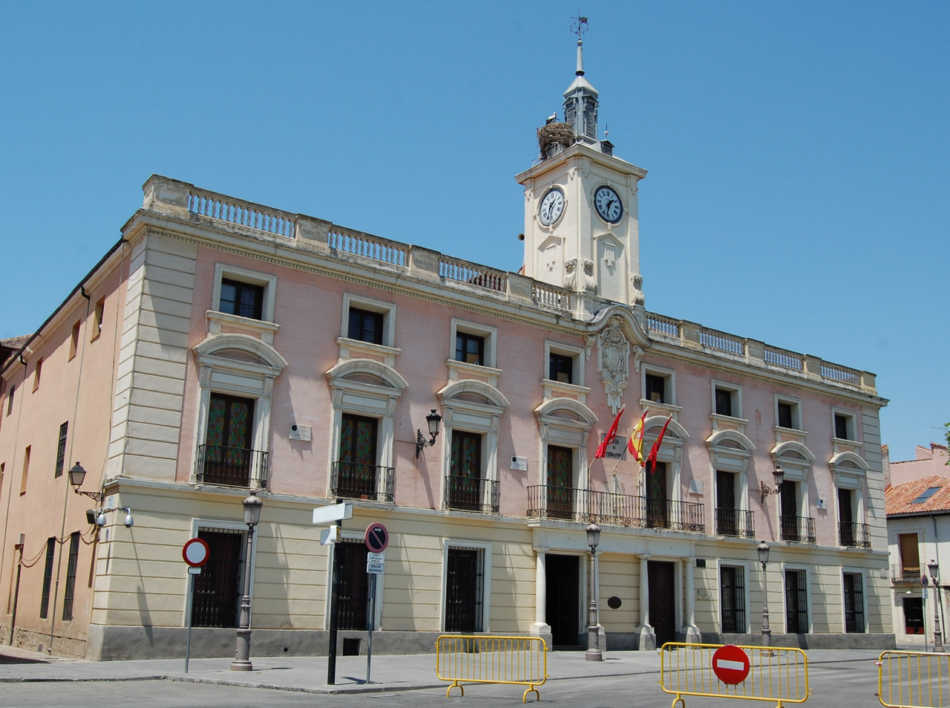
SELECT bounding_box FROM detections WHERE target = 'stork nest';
[537,122,576,156]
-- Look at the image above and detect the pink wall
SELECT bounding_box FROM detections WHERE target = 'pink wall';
[891,444,950,487]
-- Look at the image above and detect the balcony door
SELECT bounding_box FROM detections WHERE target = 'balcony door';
[449,431,482,511]
[780,481,799,541]
[838,488,855,546]
[204,394,255,485]
[646,461,668,528]
[546,445,574,520]
[716,470,737,536]
[338,414,379,498]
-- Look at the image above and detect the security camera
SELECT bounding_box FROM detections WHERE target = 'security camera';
[124,512,134,528]
[96,513,107,527]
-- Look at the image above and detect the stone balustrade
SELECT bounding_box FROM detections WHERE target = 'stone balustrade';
[142,174,878,396]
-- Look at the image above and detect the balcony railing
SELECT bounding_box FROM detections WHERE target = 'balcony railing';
[839,522,871,548]
[526,485,705,532]
[715,508,755,538]
[780,515,817,544]
[891,564,922,584]
[330,462,394,503]
[443,476,499,514]
[196,444,268,488]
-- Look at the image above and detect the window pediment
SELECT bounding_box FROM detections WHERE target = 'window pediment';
[194,333,288,375]
[326,358,408,392]
[439,379,509,411]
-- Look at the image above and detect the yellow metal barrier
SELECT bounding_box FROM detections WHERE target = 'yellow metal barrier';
[434,635,548,703]
[660,642,810,708]
[878,650,950,707]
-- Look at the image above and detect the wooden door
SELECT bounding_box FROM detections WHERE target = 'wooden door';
[648,560,676,647]
[546,555,579,645]
[546,446,574,520]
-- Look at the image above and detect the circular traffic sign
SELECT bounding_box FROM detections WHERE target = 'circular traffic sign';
[364,523,389,553]
[182,538,210,567]
[712,645,750,685]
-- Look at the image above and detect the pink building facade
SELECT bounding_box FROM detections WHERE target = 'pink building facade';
[0,53,892,659]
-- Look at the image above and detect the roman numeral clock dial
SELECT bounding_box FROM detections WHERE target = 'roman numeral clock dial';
[538,187,565,226]
[594,185,623,224]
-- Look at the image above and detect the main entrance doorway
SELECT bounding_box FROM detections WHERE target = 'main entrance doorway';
[648,560,676,647]
[545,554,580,646]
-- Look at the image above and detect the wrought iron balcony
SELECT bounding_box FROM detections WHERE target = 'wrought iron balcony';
[330,461,394,503]
[780,515,817,544]
[443,476,499,514]
[526,485,705,533]
[196,444,268,488]
[838,521,871,549]
[891,564,922,584]
[715,508,755,538]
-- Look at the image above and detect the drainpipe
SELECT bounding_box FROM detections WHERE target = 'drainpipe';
[933,514,946,642]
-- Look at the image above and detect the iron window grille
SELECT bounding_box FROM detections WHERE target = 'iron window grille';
[55,422,68,477]
[445,546,484,633]
[785,569,809,634]
[61,532,80,621]
[191,528,245,628]
[843,572,865,633]
[39,538,55,619]
[720,565,746,633]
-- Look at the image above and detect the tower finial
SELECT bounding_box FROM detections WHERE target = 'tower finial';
[570,15,589,76]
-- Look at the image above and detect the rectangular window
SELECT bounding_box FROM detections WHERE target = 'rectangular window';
[39,537,55,619]
[32,358,42,392]
[549,353,574,384]
[715,388,733,417]
[20,446,30,495]
[834,414,850,440]
[904,597,925,635]
[445,546,484,632]
[69,322,80,360]
[778,402,794,429]
[335,414,379,498]
[55,422,68,478]
[784,569,809,633]
[720,565,746,633]
[91,298,104,341]
[843,572,865,633]
[336,539,369,631]
[899,533,921,576]
[645,374,666,404]
[61,532,80,621]
[456,332,485,366]
[347,308,383,345]
[219,279,264,320]
[6,384,14,415]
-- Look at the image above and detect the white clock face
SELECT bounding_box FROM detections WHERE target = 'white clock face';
[594,186,623,224]
[538,188,565,226]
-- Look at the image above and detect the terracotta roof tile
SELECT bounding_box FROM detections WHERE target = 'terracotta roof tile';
[886,475,950,516]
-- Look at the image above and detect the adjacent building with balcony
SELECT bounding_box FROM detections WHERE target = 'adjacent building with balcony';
[886,461,950,648]
[0,42,892,659]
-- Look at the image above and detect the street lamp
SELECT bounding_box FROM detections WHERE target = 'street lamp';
[232,491,264,671]
[929,560,944,652]
[586,523,602,662]
[759,466,785,503]
[416,409,443,458]
[68,462,102,502]
[758,541,771,649]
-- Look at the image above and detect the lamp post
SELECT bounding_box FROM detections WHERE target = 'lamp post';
[232,491,263,671]
[758,541,771,649]
[586,523,602,662]
[928,560,944,652]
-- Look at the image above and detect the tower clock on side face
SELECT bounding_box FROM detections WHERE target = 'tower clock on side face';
[593,185,623,224]
[538,187,565,226]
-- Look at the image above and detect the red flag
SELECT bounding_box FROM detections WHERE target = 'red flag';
[645,415,673,469]
[628,409,649,463]
[594,406,625,459]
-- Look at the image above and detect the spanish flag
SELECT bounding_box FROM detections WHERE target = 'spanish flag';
[627,409,649,464]
[594,406,625,459]
[645,415,674,469]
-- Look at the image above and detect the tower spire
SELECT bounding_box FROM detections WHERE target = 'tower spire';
[571,15,589,77]
[564,16,598,144]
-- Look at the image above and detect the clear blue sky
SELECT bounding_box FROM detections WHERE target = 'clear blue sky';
[1,1,946,461]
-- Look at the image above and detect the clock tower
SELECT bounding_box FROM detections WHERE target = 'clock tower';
[516,36,648,311]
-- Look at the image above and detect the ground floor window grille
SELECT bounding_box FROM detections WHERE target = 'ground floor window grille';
[445,546,484,632]
[784,569,809,634]
[336,540,369,631]
[843,572,865,633]
[61,532,80,621]
[720,565,745,633]
[903,597,924,635]
[39,538,55,619]
[191,528,244,628]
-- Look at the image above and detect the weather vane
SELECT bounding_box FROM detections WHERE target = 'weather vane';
[571,14,589,40]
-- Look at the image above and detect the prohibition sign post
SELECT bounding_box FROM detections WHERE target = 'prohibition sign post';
[181,538,209,673]
[712,644,751,685]
[363,523,388,684]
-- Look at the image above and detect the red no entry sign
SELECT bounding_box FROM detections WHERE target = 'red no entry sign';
[712,645,750,685]
[364,523,389,553]
[182,538,210,567]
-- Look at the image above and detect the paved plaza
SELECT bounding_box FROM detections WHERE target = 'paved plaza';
[0,645,892,707]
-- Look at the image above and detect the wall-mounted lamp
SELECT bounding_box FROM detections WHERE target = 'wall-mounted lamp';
[416,409,442,458]
[68,462,103,502]
[759,466,785,503]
